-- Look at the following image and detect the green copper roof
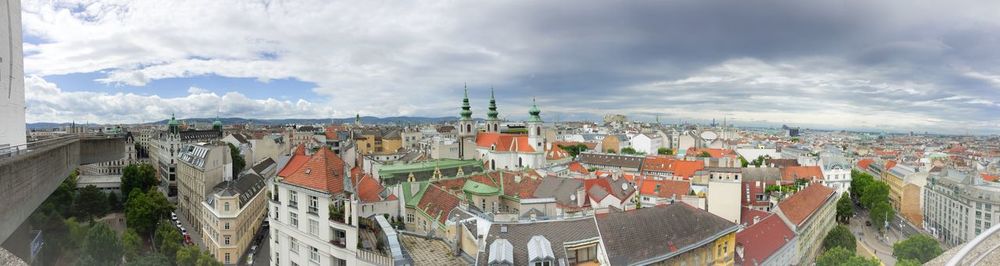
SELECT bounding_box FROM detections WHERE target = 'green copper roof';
[168,113,179,125]
[379,159,481,176]
[460,86,473,120]
[462,180,500,196]
[487,88,498,120]
[528,98,542,123]
[401,181,430,207]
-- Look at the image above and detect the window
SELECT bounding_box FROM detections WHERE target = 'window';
[225,253,231,264]
[224,235,231,245]
[406,213,414,223]
[290,212,298,227]
[310,246,320,262]
[309,196,319,214]
[290,238,299,254]
[309,220,319,235]
[224,222,230,230]
[224,202,230,211]
[289,191,298,208]
[274,207,279,220]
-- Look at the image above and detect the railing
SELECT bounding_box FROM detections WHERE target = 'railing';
[357,249,392,266]
[0,135,78,161]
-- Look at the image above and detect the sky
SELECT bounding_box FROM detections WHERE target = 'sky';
[18,0,1000,134]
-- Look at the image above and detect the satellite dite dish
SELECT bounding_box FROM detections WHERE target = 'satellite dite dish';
[700,131,718,141]
[621,182,629,191]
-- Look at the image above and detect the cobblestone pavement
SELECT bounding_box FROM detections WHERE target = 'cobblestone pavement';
[399,234,469,265]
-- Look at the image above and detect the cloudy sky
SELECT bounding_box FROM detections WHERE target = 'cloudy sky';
[19,0,1000,134]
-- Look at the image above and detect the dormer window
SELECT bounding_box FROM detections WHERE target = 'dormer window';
[527,235,555,266]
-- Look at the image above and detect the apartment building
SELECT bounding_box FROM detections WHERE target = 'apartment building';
[202,171,268,264]
[924,170,1000,246]
[176,142,232,234]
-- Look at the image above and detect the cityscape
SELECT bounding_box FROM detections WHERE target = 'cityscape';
[3,0,1000,266]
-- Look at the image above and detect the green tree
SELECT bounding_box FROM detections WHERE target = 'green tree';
[81,223,124,265]
[896,259,922,266]
[196,251,223,266]
[47,173,78,218]
[699,151,712,157]
[892,234,943,263]
[861,181,890,210]
[122,229,143,262]
[108,191,123,212]
[836,193,854,223]
[558,144,589,158]
[65,217,91,250]
[125,189,174,238]
[607,149,616,154]
[76,255,100,266]
[126,253,170,266]
[657,147,673,155]
[822,225,856,253]
[176,245,200,266]
[816,247,879,266]
[76,185,109,220]
[740,156,749,167]
[850,170,875,203]
[155,220,183,264]
[121,164,158,201]
[229,143,247,177]
[869,201,895,233]
[621,147,638,155]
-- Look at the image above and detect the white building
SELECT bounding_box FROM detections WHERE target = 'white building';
[707,169,742,224]
[629,133,664,154]
[819,155,852,194]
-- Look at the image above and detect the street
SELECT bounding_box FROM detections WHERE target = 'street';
[239,223,270,266]
[848,208,920,266]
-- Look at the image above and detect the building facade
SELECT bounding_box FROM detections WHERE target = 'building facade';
[176,142,232,234]
[201,172,268,264]
[924,170,1000,246]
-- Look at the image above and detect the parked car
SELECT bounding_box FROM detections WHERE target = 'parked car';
[171,212,178,221]
[250,245,258,254]
[246,254,254,265]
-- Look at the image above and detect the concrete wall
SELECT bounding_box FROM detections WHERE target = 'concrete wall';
[0,0,26,148]
[79,137,127,164]
[0,137,80,242]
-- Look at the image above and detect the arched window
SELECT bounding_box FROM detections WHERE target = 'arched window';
[493,124,498,131]
[518,157,523,168]
[491,160,496,170]
[467,124,472,133]
[535,127,541,136]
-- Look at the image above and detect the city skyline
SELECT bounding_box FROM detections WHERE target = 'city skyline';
[19,0,1000,134]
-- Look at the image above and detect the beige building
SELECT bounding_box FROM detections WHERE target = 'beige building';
[774,184,836,264]
[202,171,269,264]
[177,142,232,234]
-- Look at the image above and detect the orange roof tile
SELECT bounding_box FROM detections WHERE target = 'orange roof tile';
[499,170,545,199]
[281,149,346,194]
[475,132,536,152]
[982,173,1000,182]
[416,184,462,224]
[777,184,835,226]
[567,161,589,174]
[641,156,705,178]
[639,179,690,199]
[885,160,897,171]
[357,174,391,203]
[781,166,824,182]
[279,145,310,178]
[546,145,570,160]
[857,159,874,170]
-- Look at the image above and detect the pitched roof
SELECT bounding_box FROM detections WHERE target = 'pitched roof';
[857,158,875,170]
[498,171,545,199]
[596,204,739,265]
[686,148,735,158]
[736,214,796,265]
[640,156,705,178]
[476,132,536,152]
[415,184,462,225]
[357,174,395,203]
[278,145,311,177]
[740,207,770,227]
[280,148,346,195]
[578,153,644,169]
[765,158,800,168]
[639,179,690,199]
[545,145,570,161]
[567,161,589,174]
[777,184,835,226]
[476,218,601,266]
[781,166,823,182]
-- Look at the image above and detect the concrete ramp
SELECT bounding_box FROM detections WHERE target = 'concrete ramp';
[0,135,125,243]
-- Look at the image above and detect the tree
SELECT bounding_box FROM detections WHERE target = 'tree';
[822,225,856,253]
[108,191,123,212]
[558,144,589,158]
[76,185,109,220]
[122,229,143,262]
[860,181,890,210]
[121,164,158,201]
[621,147,638,155]
[897,259,922,266]
[740,156,749,167]
[126,253,170,266]
[657,147,673,155]
[816,247,879,266]
[607,149,616,154]
[155,220,183,265]
[228,143,247,178]
[66,217,91,250]
[869,201,895,233]
[81,223,124,265]
[196,251,223,266]
[850,170,875,203]
[126,189,174,237]
[176,245,200,266]
[699,151,712,157]
[893,234,943,264]
[836,193,854,223]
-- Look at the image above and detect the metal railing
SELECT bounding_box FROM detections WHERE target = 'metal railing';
[0,135,78,161]
[357,249,392,266]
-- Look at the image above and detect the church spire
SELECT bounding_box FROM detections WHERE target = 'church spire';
[528,97,542,123]
[460,84,472,121]
[487,87,498,121]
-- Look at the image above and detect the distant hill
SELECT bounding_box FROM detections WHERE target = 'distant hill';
[27,116,474,130]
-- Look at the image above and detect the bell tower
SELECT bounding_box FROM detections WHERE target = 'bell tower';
[458,86,474,159]
[486,88,500,133]
[527,98,544,152]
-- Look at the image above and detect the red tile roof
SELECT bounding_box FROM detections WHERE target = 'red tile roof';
[639,179,690,199]
[475,132,536,152]
[781,166,823,182]
[641,156,705,179]
[740,207,770,227]
[416,184,462,224]
[885,160,897,171]
[685,148,736,158]
[982,173,1000,182]
[546,145,571,160]
[857,159,874,170]
[741,181,777,207]
[736,214,796,265]
[357,174,394,203]
[280,148,346,195]
[278,144,310,177]
[499,170,545,199]
[777,184,835,226]
[567,161,589,174]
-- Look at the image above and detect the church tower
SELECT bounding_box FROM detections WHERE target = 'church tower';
[168,113,180,135]
[486,88,499,132]
[527,98,544,152]
[212,116,223,131]
[458,86,474,159]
